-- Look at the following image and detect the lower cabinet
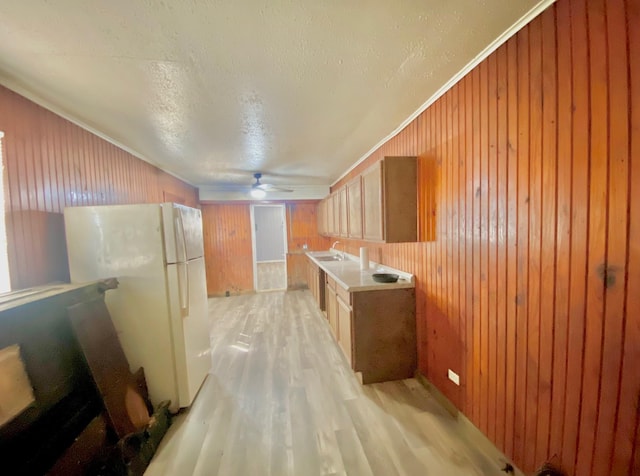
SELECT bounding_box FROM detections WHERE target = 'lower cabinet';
[336,295,353,367]
[326,281,338,337]
[305,259,325,312]
[322,273,416,384]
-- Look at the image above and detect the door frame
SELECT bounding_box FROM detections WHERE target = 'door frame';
[250,203,288,292]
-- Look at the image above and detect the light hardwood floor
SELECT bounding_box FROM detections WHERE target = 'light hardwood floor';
[145,290,508,476]
[256,261,287,291]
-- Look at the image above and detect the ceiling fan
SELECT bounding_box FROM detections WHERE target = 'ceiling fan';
[250,173,293,198]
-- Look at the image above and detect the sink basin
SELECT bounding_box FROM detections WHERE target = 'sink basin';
[315,255,343,262]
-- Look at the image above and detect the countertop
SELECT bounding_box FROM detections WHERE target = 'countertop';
[305,251,415,292]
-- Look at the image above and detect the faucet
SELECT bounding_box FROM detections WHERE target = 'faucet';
[331,241,344,260]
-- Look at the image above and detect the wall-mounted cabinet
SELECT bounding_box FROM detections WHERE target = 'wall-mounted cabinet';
[317,199,328,236]
[346,177,362,239]
[338,187,348,237]
[318,156,417,243]
[361,161,384,241]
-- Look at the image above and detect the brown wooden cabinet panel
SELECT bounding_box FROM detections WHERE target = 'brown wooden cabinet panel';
[382,157,417,242]
[314,277,416,384]
[361,161,384,241]
[339,186,348,237]
[325,276,338,337]
[347,178,363,239]
[337,295,353,366]
[319,157,416,242]
[317,199,327,236]
[326,194,335,236]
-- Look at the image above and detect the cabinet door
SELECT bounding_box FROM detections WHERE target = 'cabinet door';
[332,192,340,237]
[339,187,348,237]
[326,284,338,338]
[326,195,335,235]
[361,161,384,241]
[337,295,353,366]
[347,177,362,239]
[317,199,326,236]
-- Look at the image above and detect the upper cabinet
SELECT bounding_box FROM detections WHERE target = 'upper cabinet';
[346,177,362,239]
[361,161,384,241]
[326,192,335,235]
[318,156,417,243]
[318,198,329,236]
[338,186,348,237]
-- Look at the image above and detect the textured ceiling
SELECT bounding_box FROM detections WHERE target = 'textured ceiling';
[0,0,542,189]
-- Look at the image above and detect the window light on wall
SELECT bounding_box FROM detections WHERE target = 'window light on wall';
[0,131,10,293]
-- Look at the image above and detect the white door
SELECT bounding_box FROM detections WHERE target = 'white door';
[251,204,288,291]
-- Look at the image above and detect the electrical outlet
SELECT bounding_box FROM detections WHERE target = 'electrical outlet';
[448,369,460,386]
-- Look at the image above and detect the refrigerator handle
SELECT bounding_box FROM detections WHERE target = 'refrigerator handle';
[178,262,190,318]
[174,208,188,263]
[175,210,190,317]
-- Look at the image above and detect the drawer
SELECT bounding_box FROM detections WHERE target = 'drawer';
[326,276,336,290]
[336,284,351,307]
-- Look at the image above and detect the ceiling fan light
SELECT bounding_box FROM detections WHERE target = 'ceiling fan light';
[250,188,266,199]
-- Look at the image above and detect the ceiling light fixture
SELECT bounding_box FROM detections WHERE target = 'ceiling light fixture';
[250,188,266,199]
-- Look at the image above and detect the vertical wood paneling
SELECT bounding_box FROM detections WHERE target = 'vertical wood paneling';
[537,8,557,465]
[201,201,330,296]
[504,36,519,459]
[576,0,609,473]
[549,0,572,462]
[329,0,639,473]
[0,85,198,289]
[593,0,630,473]
[495,43,508,451]
[612,1,640,472]
[562,0,589,472]
[486,51,498,444]
[201,203,254,296]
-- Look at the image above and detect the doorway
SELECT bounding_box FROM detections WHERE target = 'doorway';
[250,204,288,292]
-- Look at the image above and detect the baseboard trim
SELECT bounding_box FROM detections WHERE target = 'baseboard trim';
[415,372,525,476]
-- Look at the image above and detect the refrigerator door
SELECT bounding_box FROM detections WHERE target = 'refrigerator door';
[64,204,180,409]
[166,257,211,408]
[162,204,204,264]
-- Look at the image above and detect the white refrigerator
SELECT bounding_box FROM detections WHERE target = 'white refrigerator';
[64,203,211,412]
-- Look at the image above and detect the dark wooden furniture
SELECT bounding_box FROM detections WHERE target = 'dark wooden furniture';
[0,283,108,475]
[0,281,167,475]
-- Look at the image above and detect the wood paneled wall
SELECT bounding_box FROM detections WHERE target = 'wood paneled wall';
[0,85,198,289]
[286,202,331,289]
[201,201,330,296]
[331,0,640,474]
[201,203,254,296]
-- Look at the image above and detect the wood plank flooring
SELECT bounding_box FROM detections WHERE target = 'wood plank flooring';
[256,261,287,291]
[145,290,510,475]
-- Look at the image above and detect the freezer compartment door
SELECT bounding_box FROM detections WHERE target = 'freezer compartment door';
[162,203,204,264]
[166,257,211,408]
[64,204,166,283]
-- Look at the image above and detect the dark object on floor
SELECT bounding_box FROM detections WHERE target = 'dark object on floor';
[500,462,515,473]
[535,462,566,476]
[372,273,399,283]
[116,401,172,475]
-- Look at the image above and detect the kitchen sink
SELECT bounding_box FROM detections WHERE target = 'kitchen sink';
[315,255,343,262]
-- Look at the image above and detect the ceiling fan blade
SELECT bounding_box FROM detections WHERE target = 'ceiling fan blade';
[257,184,293,192]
